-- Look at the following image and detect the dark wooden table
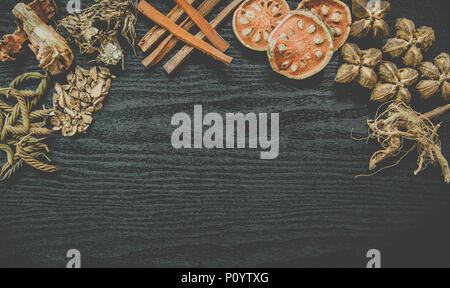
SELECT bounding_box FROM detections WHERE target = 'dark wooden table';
[0,0,449,268]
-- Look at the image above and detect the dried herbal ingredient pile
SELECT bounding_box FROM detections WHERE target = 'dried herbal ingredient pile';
[359,102,450,184]
[0,72,57,182]
[50,66,114,137]
[58,0,137,67]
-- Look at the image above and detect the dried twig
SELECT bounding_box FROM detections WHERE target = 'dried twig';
[164,0,243,74]
[142,0,221,68]
[174,0,229,52]
[137,0,232,66]
[139,0,196,53]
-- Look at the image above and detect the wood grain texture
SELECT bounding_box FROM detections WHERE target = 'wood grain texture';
[0,0,449,268]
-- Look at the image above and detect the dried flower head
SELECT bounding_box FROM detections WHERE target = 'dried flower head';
[58,0,137,68]
[51,66,114,137]
[383,18,435,68]
[335,43,382,89]
[370,61,418,104]
[350,0,390,39]
[416,53,450,101]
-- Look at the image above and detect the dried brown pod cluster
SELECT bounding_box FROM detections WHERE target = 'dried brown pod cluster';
[58,0,137,68]
[13,3,73,75]
[370,61,418,104]
[335,43,382,89]
[350,0,390,39]
[50,66,114,137]
[0,0,57,62]
[383,18,435,68]
[0,72,57,182]
[356,102,450,184]
[416,53,450,101]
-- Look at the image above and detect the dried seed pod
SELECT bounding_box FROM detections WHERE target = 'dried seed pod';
[442,81,450,101]
[297,0,352,51]
[420,61,440,79]
[233,0,291,51]
[383,18,435,68]
[383,38,408,58]
[378,61,399,83]
[372,61,418,104]
[357,66,377,89]
[371,83,397,102]
[394,18,415,40]
[341,43,361,64]
[350,18,371,38]
[361,48,382,68]
[416,80,440,100]
[435,53,450,74]
[398,68,419,86]
[415,26,435,52]
[335,64,359,83]
[402,46,423,68]
[335,43,381,89]
[372,19,389,39]
[350,0,391,39]
[415,53,450,101]
[396,87,411,104]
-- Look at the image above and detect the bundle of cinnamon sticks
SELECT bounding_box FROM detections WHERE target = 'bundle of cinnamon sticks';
[137,0,243,74]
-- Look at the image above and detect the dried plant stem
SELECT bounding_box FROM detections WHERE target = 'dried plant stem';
[142,0,221,68]
[423,104,450,120]
[174,0,228,52]
[137,0,232,66]
[139,0,196,53]
[164,0,243,74]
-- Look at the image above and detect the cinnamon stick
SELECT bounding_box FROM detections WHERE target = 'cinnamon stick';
[138,0,196,53]
[142,0,220,68]
[164,0,243,74]
[174,0,229,52]
[137,0,232,66]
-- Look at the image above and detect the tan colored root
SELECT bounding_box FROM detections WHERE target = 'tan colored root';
[357,102,450,183]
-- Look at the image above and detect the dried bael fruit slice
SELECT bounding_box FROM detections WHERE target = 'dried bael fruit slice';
[297,0,351,51]
[267,10,334,79]
[233,0,291,51]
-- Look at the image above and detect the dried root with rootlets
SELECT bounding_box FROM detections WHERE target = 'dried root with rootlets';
[356,102,450,183]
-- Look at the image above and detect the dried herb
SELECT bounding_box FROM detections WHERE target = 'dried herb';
[355,102,450,184]
[370,61,418,104]
[58,0,137,68]
[350,0,390,39]
[0,0,58,62]
[13,3,74,75]
[383,18,435,68]
[175,0,229,52]
[335,43,382,89]
[50,66,114,137]
[0,72,56,182]
[142,0,222,68]
[416,52,450,101]
[164,0,243,74]
[137,0,232,66]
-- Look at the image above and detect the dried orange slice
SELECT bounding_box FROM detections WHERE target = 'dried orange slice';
[297,0,351,51]
[233,0,291,51]
[267,10,334,79]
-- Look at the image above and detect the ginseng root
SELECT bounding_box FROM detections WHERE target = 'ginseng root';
[356,102,450,183]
